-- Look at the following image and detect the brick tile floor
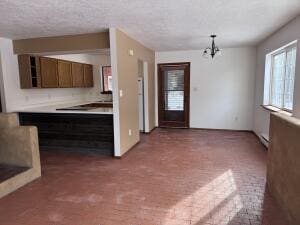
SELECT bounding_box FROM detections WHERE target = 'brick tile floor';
[0,129,288,225]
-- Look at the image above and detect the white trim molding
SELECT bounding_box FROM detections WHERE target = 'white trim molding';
[109,28,121,157]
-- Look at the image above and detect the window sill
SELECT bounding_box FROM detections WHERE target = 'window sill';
[261,105,292,116]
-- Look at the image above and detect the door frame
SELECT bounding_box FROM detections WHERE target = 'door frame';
[0,56,5,113]
[157,62,190,128]
[143,61,150,133]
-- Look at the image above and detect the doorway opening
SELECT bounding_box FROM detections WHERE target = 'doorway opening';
[0,56,4,113]
[0,93,2,113]
[138,60,150,133]
[158,62,190,128]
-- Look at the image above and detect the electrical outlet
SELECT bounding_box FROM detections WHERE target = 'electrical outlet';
[120,90,123,97]
[129,129,132,136]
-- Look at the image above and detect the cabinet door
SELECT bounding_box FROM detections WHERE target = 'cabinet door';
[40,57,58,88]
[72,62,85,87]
[18,55,41,89]
[84,64,94,87]
[58,60,72,88]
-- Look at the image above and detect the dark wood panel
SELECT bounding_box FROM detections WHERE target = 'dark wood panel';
[19,113,114,156]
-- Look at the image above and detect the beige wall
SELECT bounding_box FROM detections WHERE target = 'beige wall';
[268,113,300,225]
[13,32,109,54]
[138,60,143,78]
[113,29,155,156]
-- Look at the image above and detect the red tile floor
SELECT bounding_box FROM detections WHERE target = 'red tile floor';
[0,129,288,225]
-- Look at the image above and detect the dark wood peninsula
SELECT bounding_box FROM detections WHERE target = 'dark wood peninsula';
[18,102,114,156]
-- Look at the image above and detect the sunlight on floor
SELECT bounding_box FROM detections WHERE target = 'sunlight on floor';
[163,169,243,225]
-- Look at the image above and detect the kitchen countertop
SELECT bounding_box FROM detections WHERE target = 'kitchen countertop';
[16,100,114,115]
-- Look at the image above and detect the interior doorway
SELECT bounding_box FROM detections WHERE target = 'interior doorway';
[0,94,2,112]
[0,82,4,112]
[138,60,150,133]
[0,56,3,113]
[158,62,190,128]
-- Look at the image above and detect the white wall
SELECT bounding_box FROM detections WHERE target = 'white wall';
[0,37,111,112]
[48,53,111,101]
[155,47,256,130]
[254,16,300,138]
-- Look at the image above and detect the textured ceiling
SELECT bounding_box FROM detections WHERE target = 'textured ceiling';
[0,0,300,51]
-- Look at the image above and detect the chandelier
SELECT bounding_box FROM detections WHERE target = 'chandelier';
[203,35,221,59]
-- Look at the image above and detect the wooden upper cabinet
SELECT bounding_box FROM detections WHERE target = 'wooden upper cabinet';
[40,57,58,88]
[84,64,94,87]
[72,62,85,87]
[57,60,72,88]
[18,55,41,89]
[18,55,94,89]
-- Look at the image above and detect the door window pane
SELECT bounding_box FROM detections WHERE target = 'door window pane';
[164,70,184,111]
[165,91,184,110]
[165,70,184,91]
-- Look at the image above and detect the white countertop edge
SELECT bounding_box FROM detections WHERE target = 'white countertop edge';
[17,110,113,115]
[14,100,114,115]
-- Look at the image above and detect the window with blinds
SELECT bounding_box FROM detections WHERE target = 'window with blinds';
[269,44,297,111]
[164,70,184,111]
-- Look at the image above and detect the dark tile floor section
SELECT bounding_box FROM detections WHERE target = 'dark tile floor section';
[0,129,288,225]
[0,164,29,182]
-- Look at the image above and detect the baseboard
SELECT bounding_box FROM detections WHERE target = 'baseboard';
[252,132,269,149]
[114,141,141,158]
[189,127,253,133]
[144,126,157,134]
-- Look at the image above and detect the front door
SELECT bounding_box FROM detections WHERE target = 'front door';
[158,62,190,128]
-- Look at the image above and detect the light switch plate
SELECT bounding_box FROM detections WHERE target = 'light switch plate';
[128,49,134,56]
[119,90,123,97]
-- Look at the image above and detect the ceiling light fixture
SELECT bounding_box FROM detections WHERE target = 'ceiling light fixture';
[203,35,221,59]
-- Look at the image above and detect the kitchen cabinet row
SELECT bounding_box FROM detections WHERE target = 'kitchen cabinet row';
[18,55,94,89]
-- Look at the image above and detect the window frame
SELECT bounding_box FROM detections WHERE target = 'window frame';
[101,66,112,94]
[268,44,297,112]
